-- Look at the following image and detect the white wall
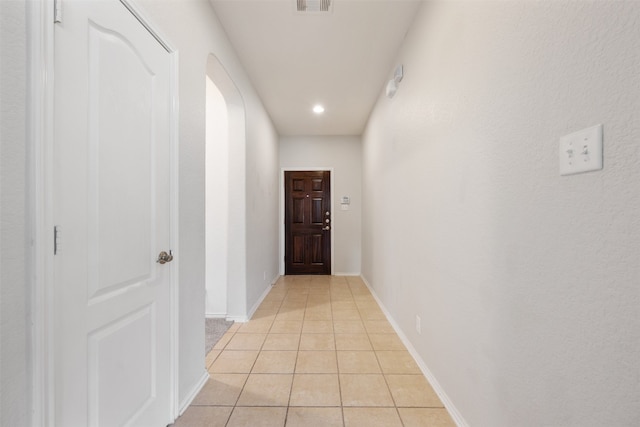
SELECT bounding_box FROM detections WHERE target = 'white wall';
[362,2,640,426]
[280,136,361,275]
[244,93,279,314]
[0,0,278,418]
[0,1,29,425]
[134,0,279,407]
[205,77,229,317]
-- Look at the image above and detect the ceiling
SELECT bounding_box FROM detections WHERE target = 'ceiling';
[209,0,422,136]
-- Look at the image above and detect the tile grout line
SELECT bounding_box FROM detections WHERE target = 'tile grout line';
[350,276,397,425]
[334,286,347,427]
[198,276,452,427]
[285,284,301,421]
[228,281,285,426]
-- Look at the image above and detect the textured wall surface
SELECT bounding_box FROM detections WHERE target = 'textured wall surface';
[362,1,640,426]
[134,0,279,407]
[0,1,29,425]
[280,136,362,275]
[0,0,279,419]
[244,82,280,312]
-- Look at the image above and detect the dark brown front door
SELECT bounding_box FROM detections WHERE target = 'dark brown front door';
[285,171,331,275]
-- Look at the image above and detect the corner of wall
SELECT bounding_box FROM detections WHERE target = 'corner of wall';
[359,275,470,427]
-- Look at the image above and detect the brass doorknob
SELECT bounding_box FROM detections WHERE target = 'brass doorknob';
[156,250,173,264]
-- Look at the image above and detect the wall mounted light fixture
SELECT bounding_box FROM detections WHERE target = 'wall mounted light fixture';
[386,64,404,98]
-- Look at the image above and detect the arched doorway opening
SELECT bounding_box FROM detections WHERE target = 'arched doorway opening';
[205,54,247,320]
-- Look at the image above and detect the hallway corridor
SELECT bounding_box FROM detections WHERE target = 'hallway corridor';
[174,276,456,426]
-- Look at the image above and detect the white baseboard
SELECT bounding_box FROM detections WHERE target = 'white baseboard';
[333,272,361,276]
[360,275,470,427]
[205,312,227,319]
[178,369,209,416]
[246,275,279,320]
[208,276,281,323]
[272,274,281,285]
[226,275,280,323]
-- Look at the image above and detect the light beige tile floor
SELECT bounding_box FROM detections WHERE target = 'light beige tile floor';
[172,275,456,427]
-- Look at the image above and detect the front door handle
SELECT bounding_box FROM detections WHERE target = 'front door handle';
[322,226,330,231]
[156,250,173,264]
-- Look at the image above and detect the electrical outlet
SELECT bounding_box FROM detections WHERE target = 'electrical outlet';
[263,271,266,281]
[559,124,603,176]
[416,315,421,335]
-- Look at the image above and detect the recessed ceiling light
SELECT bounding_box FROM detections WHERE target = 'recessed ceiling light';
[313,104,325,114]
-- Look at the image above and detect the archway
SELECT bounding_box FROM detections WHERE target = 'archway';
[205,54,247,320]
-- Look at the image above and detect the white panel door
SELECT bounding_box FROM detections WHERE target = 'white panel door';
[53,1,173,426]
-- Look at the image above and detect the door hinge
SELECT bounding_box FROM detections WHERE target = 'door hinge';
[54,226,59,255]
[54,0,62,23]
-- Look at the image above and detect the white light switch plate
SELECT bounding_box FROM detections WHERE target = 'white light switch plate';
[559,124,603,176]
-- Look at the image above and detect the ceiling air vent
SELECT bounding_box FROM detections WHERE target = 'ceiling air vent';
[297,0,332,13]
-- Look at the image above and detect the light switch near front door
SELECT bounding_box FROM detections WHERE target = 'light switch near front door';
[559,124,603,176]
[340,195,350,210]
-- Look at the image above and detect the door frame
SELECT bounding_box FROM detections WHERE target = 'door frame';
[279,167,334,276]
[27,1,181,425]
